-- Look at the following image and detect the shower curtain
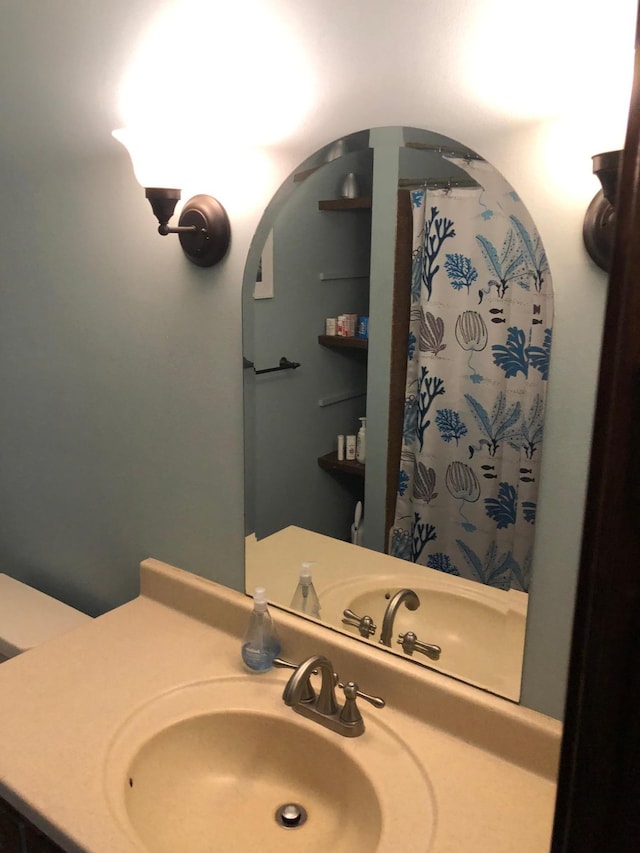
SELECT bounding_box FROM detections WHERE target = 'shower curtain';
[390,157,553,592]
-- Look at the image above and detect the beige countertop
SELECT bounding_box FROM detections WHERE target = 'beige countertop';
[0,559,561,852]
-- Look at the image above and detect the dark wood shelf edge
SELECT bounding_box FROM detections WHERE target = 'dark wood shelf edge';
[317,451,365,478]
[318,197,373,210]
[318,335,368,351]
[294,165,320,182]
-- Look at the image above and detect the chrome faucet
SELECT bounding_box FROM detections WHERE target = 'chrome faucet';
[379,588,420,646]
[281,654,385,737]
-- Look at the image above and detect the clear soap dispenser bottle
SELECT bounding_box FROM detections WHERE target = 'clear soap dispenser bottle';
[241,587,281,672]
[290,562,321,619]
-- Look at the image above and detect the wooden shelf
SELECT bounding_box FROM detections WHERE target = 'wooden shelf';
[318,197,373,211]
[318,335,368,351]
[317,451,365,478]
[293,165,320,182]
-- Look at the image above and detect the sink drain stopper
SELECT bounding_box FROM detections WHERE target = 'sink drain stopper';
[275,803,308,829]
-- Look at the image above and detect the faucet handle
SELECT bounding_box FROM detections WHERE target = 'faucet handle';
[339,681,386,709]
[397,631,442,661]
[342,609,377,637]
[273,657,298,671]
[337,681,385,733]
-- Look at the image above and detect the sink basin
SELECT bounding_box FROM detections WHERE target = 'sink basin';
[320,572,527,699]
[104,676,435,852]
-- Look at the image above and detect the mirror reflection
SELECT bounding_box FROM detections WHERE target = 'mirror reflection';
[243,127,553,701]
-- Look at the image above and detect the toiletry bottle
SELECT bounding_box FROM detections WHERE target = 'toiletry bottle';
[290,562,321,619]
[356,417,367,463]
[346,434,356,459]
[241,587,281,672]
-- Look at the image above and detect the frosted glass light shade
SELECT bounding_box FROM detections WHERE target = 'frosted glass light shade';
[112,127,185,189]
[112,126,231,268]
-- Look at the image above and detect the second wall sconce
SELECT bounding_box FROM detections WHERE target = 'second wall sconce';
[583,149,622,272]
[113,129,231,268]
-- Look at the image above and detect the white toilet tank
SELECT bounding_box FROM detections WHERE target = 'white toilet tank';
[0,574,91,662]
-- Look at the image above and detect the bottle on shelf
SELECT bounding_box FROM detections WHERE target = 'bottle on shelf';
[346,434,357,460]
[356,417,366,463]
[241,587,281,672]
[290,562,321,619]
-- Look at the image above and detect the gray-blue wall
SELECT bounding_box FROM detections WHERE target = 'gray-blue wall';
[250,149,372,544]
[0,153,245,615]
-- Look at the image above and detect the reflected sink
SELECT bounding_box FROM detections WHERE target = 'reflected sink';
[104,676,435,853]
[320,572,527,700]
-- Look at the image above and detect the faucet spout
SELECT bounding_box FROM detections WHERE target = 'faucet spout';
[380,588,420,646]
[282,654,338,716]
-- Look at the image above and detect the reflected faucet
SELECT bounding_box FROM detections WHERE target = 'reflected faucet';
[342,608,377,638]
[398,630,441,661]
[379,589,420,647]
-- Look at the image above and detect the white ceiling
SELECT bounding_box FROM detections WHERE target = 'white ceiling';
[0,0,635,167]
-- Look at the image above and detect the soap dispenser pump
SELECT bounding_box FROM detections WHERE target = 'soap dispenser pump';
[290,562,321,619]
[241,587,281,672]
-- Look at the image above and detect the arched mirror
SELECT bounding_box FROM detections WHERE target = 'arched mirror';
[243,126,553,701]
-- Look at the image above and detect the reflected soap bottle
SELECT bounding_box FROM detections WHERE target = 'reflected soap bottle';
[241,587,281,672]
[290,562,321,619]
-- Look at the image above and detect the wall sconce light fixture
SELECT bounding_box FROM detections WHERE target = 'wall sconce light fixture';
[113,129,231,268]
[583,149,622,272]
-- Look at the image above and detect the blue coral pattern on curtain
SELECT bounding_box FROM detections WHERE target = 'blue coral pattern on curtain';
[390,157,553,591]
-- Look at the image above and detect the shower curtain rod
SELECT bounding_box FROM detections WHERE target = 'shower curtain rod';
[398,177,480,190]
[404,142,485,161]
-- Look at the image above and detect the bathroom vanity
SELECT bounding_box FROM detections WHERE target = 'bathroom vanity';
[0,559,560,852]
